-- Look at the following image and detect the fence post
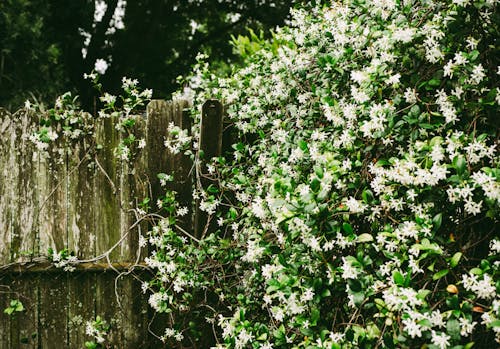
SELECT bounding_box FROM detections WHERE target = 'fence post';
[194,99,223,239]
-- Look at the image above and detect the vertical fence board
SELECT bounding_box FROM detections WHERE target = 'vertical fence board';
[146,100,172,204]
[39,274,69,348]
[195,99,223,238]
[37,149,68,255]
[93,115,122,345]
[116,115,147,347]
[0,276,12,349]
[169,100,193,233]
[7,111,20,262]
[67,114,96,259]
[0,108,13,264]
[67,123,97,348]
[95,272,123,346]
[94,116,121,261]
[10,275,38,348]
[68,272,96,348]
[12,110,38,262]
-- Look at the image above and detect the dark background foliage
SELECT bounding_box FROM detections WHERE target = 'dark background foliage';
[0,0,305,111]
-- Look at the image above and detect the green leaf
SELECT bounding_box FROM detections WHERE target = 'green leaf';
[321,288,331,297]
[488,320,500,328]
[428,78,441,87]
[314,166,324,179]
[393,271,405,286]
[357,233,373,243]
[450,252,462,268]
[311,307,320,324]
[361,189,374,203]
[342,223,353,235]
[453,155,466,176]
[432,213,442,231]
[447,318,461,340]
[470,268,483,275]
[433,269,449,280]
[85,341,97,349]
[257,332,268,341]
[310,178,320,192]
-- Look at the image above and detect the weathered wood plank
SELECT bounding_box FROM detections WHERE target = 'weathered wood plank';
[195,99,224,238]
[10,275,38,348]
[94,116,121,261]
[12,110,38,262]
[0,275,13,349]
[67,113,95,259]
[129,116,149,261]
[39,274,69,348]
[114,274,151,347]
[169,100,193,233]
[68,273,95,348]
[146,100,173,205]
[66,115,97,348]
[37,146,68,258]
[0,108,14,264]
[95,272,123,345]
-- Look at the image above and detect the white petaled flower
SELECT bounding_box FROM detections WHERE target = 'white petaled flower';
[459,317,477,336]
[138,138,146,149]
[469,64,485,84]
[402,317,423,338]
[94,58,109,75]
[404,88,417,104]
[431,331,450,349]
[345,197,366,214]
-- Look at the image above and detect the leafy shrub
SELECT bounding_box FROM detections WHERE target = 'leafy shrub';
[148,1,499,348]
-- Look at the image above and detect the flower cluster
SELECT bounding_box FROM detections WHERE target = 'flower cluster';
[27,92,93,152]
[147,1,499,348]
[48,247,78,272]
[84,315,110,349]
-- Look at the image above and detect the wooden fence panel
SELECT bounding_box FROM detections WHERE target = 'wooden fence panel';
[0,98,223,348]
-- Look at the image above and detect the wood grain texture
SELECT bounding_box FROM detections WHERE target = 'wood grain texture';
[0,99,205,348]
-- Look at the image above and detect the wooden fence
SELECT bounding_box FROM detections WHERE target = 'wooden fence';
[0,99,224,348]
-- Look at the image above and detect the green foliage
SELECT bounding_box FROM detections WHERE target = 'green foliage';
[4,299,24,316]
[150,1,500,348]
[0,0,69,109]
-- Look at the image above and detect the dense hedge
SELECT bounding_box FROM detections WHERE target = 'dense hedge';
[147,1,499,348]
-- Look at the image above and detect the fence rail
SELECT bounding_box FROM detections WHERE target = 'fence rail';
[0,99,224,348]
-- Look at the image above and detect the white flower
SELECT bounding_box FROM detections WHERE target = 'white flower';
[301,288,315,302]
[431,331,450,349]
[94,58,109,75]
[403,317,423,338]
[404,88,417,104]
[464,199,482,216]
[138,138,146,149]
[453,0,471,7]
[469,64,485,85]
[386,73,401,85]
[459,317,477,336]
[345,197,366,214]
